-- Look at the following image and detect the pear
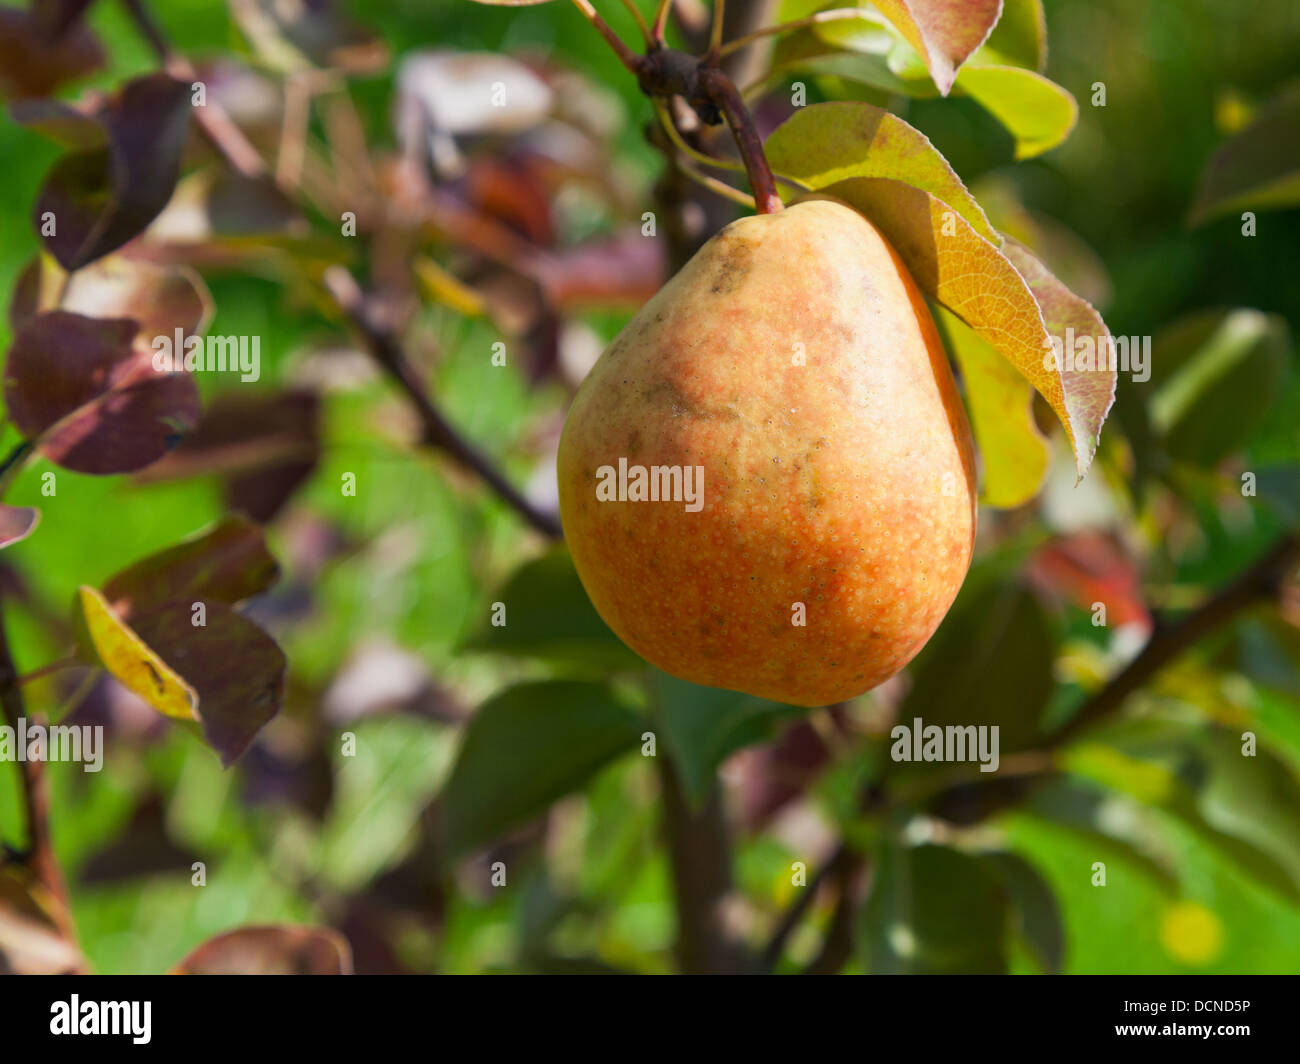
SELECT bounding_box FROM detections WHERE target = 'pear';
[557,198,976,707]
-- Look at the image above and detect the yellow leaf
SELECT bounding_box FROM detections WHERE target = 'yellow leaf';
[936,304,1049,507]
[77,585,197,721]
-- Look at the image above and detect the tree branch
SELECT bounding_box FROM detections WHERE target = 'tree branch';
[656,755,748,973]
[323,267,562,540]
[0,597,78,954]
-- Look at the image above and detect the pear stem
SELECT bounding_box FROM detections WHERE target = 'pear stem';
[697,66,784,214]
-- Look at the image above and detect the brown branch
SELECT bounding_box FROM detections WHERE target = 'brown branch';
[323,268,562,540]
[569,0,645,76]
[656,756,748,973]
[697,66,783,214]
[0,598,78,954]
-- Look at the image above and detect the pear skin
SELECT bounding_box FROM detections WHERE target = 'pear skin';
[557,198,976,706]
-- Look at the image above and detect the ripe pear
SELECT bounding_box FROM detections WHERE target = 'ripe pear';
[557,198,976,707]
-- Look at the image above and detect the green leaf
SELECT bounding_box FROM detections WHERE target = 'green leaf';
[969,0,1046,71]
[893,577,1056,768]
[1025,776,1182,891]
[764,100,998,242]
[1191,82,1300,224]
[1063,740,1300,906]
[648,670,805,806]
[817,177,1114,477]
[769,41,937,98]
[955,65,1077,159]
[985,851,1065,973]
[462,548,643,670]
[1149,309,1291,467]
[935,303,1049,507]
[1197,732,1300,895]
[860,842,1010,973]
[440,681,643,856]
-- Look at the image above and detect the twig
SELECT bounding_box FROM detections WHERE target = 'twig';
[706,0,725,61]
[696,66,783,213]
[718,7,867,58]
[323,267,562,540]
[0,599,78,955]
[759,841,850,971]
[652,0,674,44]
[569,0,645,76]
[804,853,866,974]
[618,0,653,46]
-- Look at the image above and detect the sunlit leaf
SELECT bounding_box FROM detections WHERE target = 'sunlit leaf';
[77,585,198,722]
[764,101,998,242]
[868,0,1002,95]
[935,304,1049,507]
[969,0,1046,71]
[955,65,1077,159]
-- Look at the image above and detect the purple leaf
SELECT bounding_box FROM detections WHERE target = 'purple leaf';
[4,310,201,474]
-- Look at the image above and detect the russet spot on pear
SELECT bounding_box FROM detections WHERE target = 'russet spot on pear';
[557,198,976,706]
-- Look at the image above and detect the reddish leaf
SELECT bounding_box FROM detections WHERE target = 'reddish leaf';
[1028,532,1151,630]
[31,73,192,270]
[3,311,200,474]
[0,506,39,550]
[872,0,1002,95]
[0,7,103,100]
[136,390,320,521]
[131,599,287,767]
[172,926,352,975]
[104,514,280,621]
